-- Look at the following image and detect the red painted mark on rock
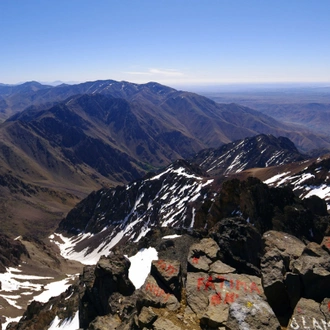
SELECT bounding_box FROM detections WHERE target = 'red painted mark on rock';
[325,237,330,249]
[192,257,199,264]
[145,282,170,302]
[196,275,261,306]
[156,260,177,276]
[210,292,240,306]
[328,301,330,312]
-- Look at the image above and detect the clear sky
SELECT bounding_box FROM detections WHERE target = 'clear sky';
[1,0,329,86]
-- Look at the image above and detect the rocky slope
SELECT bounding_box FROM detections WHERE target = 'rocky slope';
[1,156,330,329]
[1,80,330,239]
[6,222,330,330]
[53,159,216,265]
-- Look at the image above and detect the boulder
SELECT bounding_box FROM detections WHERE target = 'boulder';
[138,274,180,311]
[151,259,182,299]
[288,297,330,330]
[209,260,236,274]
[291,242,330,302]
[261,231,305,318]
[226,294,281,330]
[187,238,220,272]
[80,254,135,328]
[186,271,263,328]
[210,217,262,275]
[94,254,135,296]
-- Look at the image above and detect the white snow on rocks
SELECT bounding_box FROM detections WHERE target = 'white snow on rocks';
[128,247,158,289]
[48,311,79,330]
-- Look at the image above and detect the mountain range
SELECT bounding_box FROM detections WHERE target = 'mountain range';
[0,79,330,329]
[1,80,329,238]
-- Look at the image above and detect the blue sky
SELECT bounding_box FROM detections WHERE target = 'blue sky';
[1,0,329,86]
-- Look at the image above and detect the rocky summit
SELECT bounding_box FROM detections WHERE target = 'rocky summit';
[7,222,330,330]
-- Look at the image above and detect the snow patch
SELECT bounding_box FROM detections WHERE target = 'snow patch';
[128,247,158,289]
[162,234,182,239]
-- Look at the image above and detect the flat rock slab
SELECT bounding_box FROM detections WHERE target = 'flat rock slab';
[288,297,330,330]
[186,271,263,327]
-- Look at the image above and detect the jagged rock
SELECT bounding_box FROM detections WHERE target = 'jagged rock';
[95,254,135,296]
[186,271,263,327]
[210,217,262,276]
[151,259,182,299]
[80,266,98,328]
[187,238,220,272]
[226,294,281,330]
[0,234,29,273]
[80,254,135,328]
[108,292,138,321]
[152,317,182,330]
[288,297,330,330]
[138,274,180,311]
[137,306,157,327]
[291,242,330,302]
[261,231,305,318]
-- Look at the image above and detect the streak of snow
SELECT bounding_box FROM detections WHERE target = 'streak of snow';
[162,234,182,239]
[34,277,73,303]
[48,311,79,330]
[191,207,196,228]
[264,172,291,185]
[304,184,330,202]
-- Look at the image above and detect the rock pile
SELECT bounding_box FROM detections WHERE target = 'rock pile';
[6,218,330,330]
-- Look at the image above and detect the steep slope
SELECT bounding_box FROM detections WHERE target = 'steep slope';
[54,148,329,267]
[53,160,216,265]
[192,134,309,176]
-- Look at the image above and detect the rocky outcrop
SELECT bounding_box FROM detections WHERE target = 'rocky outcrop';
[261,231,330,326]
[79,254,135,328]
[7,221,330,329]
[261,231,306,318]
[0,234,29,273]
[291,240,330,302]
[210,217,262,276]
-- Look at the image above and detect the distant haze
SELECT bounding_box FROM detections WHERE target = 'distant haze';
[0,1,329,85]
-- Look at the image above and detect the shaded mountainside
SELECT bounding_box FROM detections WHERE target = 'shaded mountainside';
[55,157,329,268]
[2,80,328,239]
[0,80,329,240]
[54,160,216,265]
[192,134,309,176]
[1,80,330,153]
